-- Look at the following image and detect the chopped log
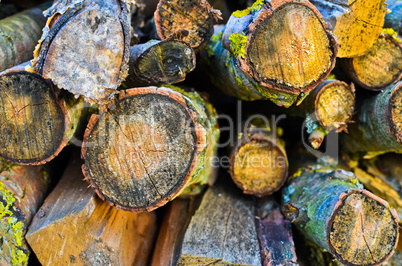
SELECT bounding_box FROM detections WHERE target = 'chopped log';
[299,79,355,149]
[31,0,132,102]
[0,63,85,165]
[201,0,338,107]
[384,0,402,36]
[26,154,157,266]
[0,163,48,266]
[310,0,387,58]
[282,168,399,265]
[154,0,221,52]
[341,34,402,91]
[82,86,220,212]
[341,82,402,157]
[151,197,202,266]
[125,40,196,87]
[230,118,288,197]
[176,182,262,265]
[0,3,48,72]
[256,197,297,265]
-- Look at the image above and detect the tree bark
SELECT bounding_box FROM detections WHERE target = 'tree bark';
[341,34,402,91]
[82,86,219,212]
[0,63,85,165]
[384,0,402,36]
[282,168,399,265]
[310,0,387,58]
[26,153,157,266]
[31,0,133,102]
[0,163,48,266]
[0,2,49,72]
[229,118,288,197]
[201,0,338,107]
[154,0,221,52]
[125,40,195,87]
[341,82,402,157]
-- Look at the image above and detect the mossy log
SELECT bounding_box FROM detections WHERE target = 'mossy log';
[384,0,402,36]
[310,0,387,58]
[0,3,48,72]
[125,40,196,87]
[154,0,221,52]
[341,82,402,157]
[0,163,48,266]
[341,34,402,91]
[229,118,288,197]
[0,63,85,165]
[176,182,262,265]
[150,197,201,266]
[297,79,355,149]
[282,168,399,265]
[256,197,297,265]
[202,0,338,107]
[26,154,156,265]
[31,0,132,102]
[82,86,219,212]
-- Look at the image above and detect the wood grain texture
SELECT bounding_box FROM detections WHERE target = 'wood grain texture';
[82,86,219,212]
[177,183,261,265]
[0,163,47,266]
[26,155,157,266]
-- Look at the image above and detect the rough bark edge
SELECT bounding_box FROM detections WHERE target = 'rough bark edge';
[237,0,338,96]
[81,86,205,212]
[327,189,400,266]
[229,133,288,197]
[341,35,402,91]
[0,70,72,165]
[387,82,402,143]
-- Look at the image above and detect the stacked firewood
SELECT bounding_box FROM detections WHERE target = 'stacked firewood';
[0,0,401,265]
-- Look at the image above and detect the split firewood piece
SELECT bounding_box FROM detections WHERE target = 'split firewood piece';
[341,33,402,91]
[384,0,402,36]
[341,82,402,157]
[229,118,288,197]
[151,197,201,266]
[0,2,48,72]
[256,197,297,265]
[176,183,262,265]
[154,0,221,52]
[310,0,387,58]
[282,168,399,265]
[125,40,196,87]
[202,0,338,107]
[82,86,220,212]
[298,79,355,149]
[31,0,133,102]
[26,154,157,266]
[0,63,85,165]
[0,163,48,266]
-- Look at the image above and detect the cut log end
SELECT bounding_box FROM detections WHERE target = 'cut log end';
[82,88,198,212]
[328,190,399,266]
[316,81,355,130]
[390,83,402,142]
[155,0,217,51]
[245,3,336,93]
[0,72,68,165]
[349,35,402,90]
[41,7,125,101]
[231,139,288,197]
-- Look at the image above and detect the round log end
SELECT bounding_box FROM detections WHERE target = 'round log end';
[230,137,288,197]
[155,0,216,51]
[82,87,201,212]
[242,1,337,95]
[0,72,69,165]
[389,82,402,142]
[328,189,399,265]
[315,80,355,130]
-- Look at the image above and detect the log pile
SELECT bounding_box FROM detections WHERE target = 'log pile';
[0,0,401,265]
